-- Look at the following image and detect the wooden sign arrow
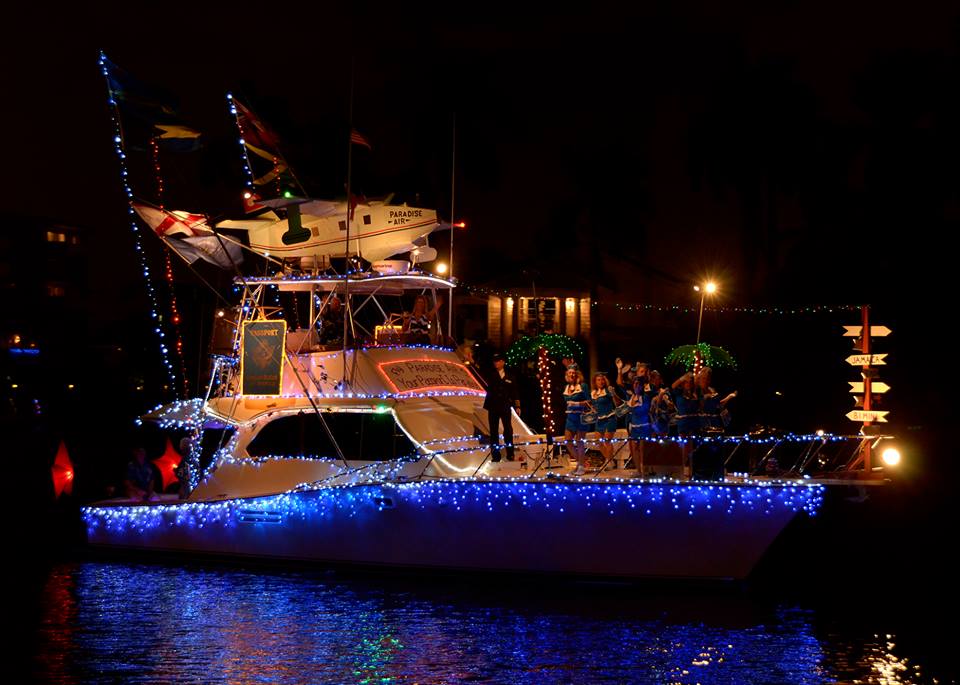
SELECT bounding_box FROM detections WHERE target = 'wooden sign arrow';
[843,325,892,337]
[846,354,887,366]
[849,382,891,393]
[847,410,889,423]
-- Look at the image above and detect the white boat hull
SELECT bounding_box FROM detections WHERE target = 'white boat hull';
[84,480,823,580]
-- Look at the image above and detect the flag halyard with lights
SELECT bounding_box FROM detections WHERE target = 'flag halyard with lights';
[102,55,202,153]
[230,96,301,199]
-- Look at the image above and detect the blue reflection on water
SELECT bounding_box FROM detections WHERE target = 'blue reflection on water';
[31,561,928,684]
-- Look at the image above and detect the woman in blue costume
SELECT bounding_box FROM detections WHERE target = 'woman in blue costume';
[649,370,674,436]
[627,376,654,475]
[696,367,737,433]
[591,372,623,470]
[671,372,701,478]
[562,367,591,474]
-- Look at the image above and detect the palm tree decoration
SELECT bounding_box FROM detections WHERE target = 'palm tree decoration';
[506,333,582,367]
[665,342,736,371]
[506,333,583,439]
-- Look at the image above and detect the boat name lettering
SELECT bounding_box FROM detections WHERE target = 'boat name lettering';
[378,360,482,393]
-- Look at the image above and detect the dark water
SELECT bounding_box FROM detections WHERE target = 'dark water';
[23,559,952,684]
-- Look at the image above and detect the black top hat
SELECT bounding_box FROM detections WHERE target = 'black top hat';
[492,352,505,362]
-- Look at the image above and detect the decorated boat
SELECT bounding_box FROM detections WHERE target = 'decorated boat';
[83,55,893,581]
[79,270,898,580]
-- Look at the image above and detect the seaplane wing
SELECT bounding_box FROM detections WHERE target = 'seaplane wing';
[214,202,443,262]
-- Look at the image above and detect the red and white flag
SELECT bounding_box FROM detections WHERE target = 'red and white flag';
[350,129,371,150]
[132,202,211,237]
[132,202,243,269]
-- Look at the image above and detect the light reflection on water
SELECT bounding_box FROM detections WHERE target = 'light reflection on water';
[31,562,938,684]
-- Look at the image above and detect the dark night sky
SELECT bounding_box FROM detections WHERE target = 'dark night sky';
[4,3,959,441]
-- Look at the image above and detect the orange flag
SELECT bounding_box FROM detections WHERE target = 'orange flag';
[51,441,74,497]
[152,438,182,491]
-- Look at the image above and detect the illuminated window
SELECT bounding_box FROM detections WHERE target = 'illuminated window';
[46,283,66,297]
[45,231,67,243]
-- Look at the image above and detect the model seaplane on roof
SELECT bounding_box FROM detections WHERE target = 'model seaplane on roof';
[216,194,446,265]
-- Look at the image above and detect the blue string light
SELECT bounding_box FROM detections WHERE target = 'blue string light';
[82,479,825,539]
[99,52,178,395]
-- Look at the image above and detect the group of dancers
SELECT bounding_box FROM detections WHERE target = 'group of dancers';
[561,359,736,475]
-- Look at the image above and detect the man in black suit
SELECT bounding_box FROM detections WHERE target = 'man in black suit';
[483,352,521,462]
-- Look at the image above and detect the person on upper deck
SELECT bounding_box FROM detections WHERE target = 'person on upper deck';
[483,352,521,463]
[319,295,345,345]
[403,294,441,345]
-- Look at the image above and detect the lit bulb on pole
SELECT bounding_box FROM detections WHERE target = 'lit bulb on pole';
[435,262,449,275]
[695,281,718,346]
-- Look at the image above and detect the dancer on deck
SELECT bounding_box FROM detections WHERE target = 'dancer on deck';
[563,367,591,475]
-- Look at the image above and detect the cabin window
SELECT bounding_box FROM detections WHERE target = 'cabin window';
[246,411,417,461]
[363,214,371,225]
[338,220,347,231]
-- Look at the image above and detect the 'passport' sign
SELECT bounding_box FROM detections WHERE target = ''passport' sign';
[241,320,287,395]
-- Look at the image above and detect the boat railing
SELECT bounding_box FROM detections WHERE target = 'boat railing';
[283,432,888,489]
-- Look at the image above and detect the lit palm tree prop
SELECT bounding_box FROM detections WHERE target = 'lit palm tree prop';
[664,343,737,371]
[507,333,583,437]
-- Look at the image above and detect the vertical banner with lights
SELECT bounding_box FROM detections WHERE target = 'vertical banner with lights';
[843,306,891,472]
[240,320,287,396]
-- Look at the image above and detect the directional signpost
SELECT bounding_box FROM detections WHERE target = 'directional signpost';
[846,410,889,423]
[846,354,887,366]
[848,382,890,394]
[842,325,892,337]
[844,308,891,474]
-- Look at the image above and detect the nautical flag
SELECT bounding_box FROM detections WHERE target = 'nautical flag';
[230,97,301,195]
[51,441,74,498]
[233,98,282,152]
[101,54,201,151]
[132,202,209,237]
[350,129,372,150]
[132,202,244,269]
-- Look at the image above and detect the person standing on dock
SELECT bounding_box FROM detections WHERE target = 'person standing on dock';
[484,352,521,462]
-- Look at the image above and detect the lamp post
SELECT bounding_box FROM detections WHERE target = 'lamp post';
[694,281,717,346]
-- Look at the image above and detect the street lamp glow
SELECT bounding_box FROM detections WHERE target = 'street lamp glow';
[435,262,449,275]
[695,280,719,345]
[882,447,901,466]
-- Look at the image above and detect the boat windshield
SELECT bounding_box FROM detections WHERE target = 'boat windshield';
[246,411,418,461]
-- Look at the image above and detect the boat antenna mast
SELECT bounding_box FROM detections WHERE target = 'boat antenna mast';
[341,59,356,389]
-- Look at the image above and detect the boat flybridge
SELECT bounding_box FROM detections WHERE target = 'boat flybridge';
[83,268,878,580]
